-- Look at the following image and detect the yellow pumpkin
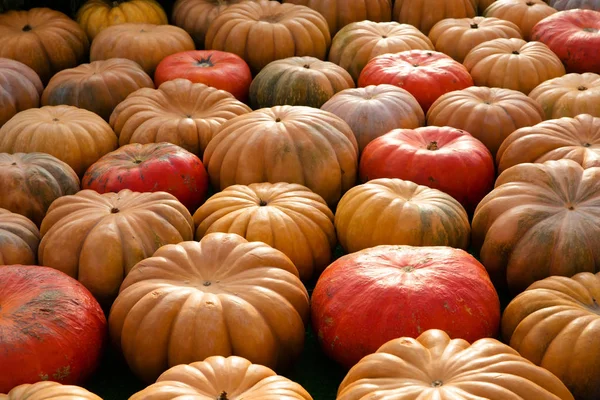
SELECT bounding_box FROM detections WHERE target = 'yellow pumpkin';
[483,0,557,40]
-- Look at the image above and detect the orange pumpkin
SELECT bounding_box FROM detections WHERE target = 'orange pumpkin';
[0,58,43,127]
[0,382,101,400]
[483,0,557,40]
[393,0,477,34]
[0,208,39,265]
[478,0,497,12]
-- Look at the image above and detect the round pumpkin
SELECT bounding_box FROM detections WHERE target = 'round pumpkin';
[483,0,557,40]
[0,208,39,266]
[205,0,331,74]
[0,265,106,394]
[0,58,43,128]
[110,79,251,157]
[321,84,425,153]
[0,105,117,176]
[128,355,313,400]
[249,56,354,109]
[328,21,434,82]
[336,329,575,400]
[393,0,477,35]
[472,159,600,294]
[108,232,310,383]
[549,0,600,10]
[41,58,155,121]
[463,38,566,94]
[0,382,101,400]
[38,189,194,303]
[193,182,335,281]
[90,23,195,77]
[0,8,89,84]
[334,178,470,253]
[478,0,497,12]
[311,246,500,369]
[426,86,545,157]
[529,73,600,119]
[76,0,168,40]
[203,105,358,207]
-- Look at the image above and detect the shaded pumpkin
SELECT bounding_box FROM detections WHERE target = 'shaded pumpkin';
[483,0,557,40]
[0,208,39,266]
[529,73,600,119]
[0,58,43,127]
[393,0,477,35]
[0,382,101,400]
[549,0,600,10]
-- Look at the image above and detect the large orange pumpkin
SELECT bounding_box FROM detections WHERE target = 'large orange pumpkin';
[0,58,43,128]
[0,382,101,400]
[0,208,39,266]
[393,0,478,34]
[483,0,557,40]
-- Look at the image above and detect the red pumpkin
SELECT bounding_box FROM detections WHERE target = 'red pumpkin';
[358,50,473,112]
[0,265,106,393]
[311,245,501,369]
[82,142,209,212]
[359,126,494,214]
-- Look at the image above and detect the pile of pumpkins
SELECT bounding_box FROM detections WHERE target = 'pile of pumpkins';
[0,0,599,399]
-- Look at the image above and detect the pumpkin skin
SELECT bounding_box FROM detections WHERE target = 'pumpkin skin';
[0,208,39,266]
[502,272,600,400]
[108,233,310,383]
[483,0,557,40]
[472,159,600,294]
[76,0,168,40]
[549,0,600,10]
[90,23,195,77]
[41,58,155,121]
[328,21,434,82]
[128,355,313,400]
[205,0,331,74]
[321,84,425,153]
[249,56,354,109]
[0,58,43,128]
[463,38,566,94]
[336,329,575,400]
[529,73,600,119]
[193,182,336,281]
[393,0,477,35]
[154,50,252,102]
[82,142,209,212]
[0,153,80,226]
[110,79,251,157]
[478,0,497,12]
[428,16,522,63]
[358,50,474,113]
[0,105,117,177]
[0,382,101,400]
[311,246,500,369]
[203,106,358,207]
[334,178,470,253]
[0,265,106,394]
[0,8,89,84]
[531,9,600,74]
[38,189,194,303]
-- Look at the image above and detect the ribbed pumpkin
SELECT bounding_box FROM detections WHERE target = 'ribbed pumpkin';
[38,189,194,303]
[463,38,566,94]
[478,0,497,12]
[0,382,101,400]
[483,0,557,40]
[193,182,336,281]
[549,0,600,10]
[108,233,310,383]
[0,208,39,266]
[0,58,43,127]
[249,56,354,109]
[393,0,477,34]
[110,79,251,157]
[529,73,600,119]
[426,86,545,157]
[41,58,154,121]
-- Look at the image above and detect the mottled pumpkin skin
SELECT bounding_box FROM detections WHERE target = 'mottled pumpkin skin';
[0,382,102,400]
[393,0,477,34]
[0,265,106,394]
[0,58,43,128]
[483,0,557,40]
[549,0,600,10]
[0,208,39,266]
[529,73,600,119]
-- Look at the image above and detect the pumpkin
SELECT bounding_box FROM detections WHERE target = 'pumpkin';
[249,56,354,109]
[154,50,252,102]
[82,142,209,212]
[0,382,101,400]
[110,79,251,157]
[328,21,434,82]
[472,159,600,294]
[90,23,195,77]
[529,73,600,119]
[483,0,557,40]
[0,265,106,394]
[393,0,477,35]
[334,178,470,253]
[0,8,89,84]
[311,246,500,369]
[463,38,566,94]
[426,86,545,157]
[128,355,313,400]
[428,16,522,63]
[0,105,117,176]
[0,208,39,266]
[0,58,43,127]
[108,233,310,383]
[76,0,168,40]
[496,114,600,173]
[321,84,425,153]
[38,189,194,303]
[336,329,575,400]
[549,0,600,10]
[205,0,331,74]
[203,105,358,207]
[502,271,600,400]
[531,9,600,74]
[359,126,495,214]
[193,182,335,281]
[41,58,154,121]
[358,50,474,113]
[478,0,497,12]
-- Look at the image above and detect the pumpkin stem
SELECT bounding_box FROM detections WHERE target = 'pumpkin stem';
[197,54,214,67]
[432,380,443,387]
[427,141,439,151]
[217,391,229,400]
[112,1,120,7]
[110,207,119,214]
[511,50,520,55]
[470,23,478,29]
[303,64,310,69]
[22,24,32,31]
[578,86,588,91]
[259,199,267,206]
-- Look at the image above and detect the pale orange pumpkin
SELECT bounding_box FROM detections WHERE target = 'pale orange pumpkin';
[393,0,478,34]
[483,0,557,40]
[0,58,43,127]
[0,382,101,400]
[0,208,40,266]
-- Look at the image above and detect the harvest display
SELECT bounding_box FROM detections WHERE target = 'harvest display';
[0,1,599,399]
